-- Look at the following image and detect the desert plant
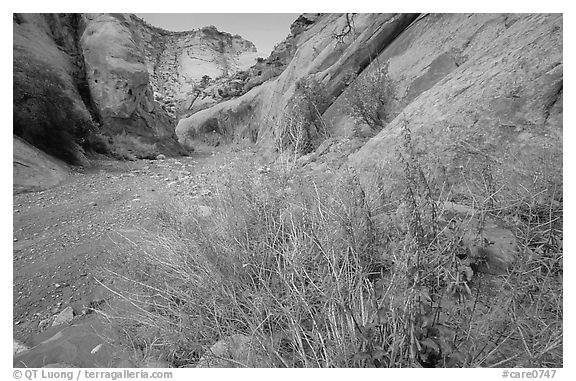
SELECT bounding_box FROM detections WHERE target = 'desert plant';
[103,126,561,368]
[343,64,395,134]
[82,133,112,154]
[274,76,331,155]
[109,134,160,161]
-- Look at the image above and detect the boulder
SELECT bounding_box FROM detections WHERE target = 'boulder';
[197,334,272,368]
[52,306,74,327]
[13,339,28,355]
[14,317,131,368]
[13,135,70,194]
[440,201,518,275]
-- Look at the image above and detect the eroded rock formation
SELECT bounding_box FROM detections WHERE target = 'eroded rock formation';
[131,15,259,117]
[176,14,418,149]
[176,13,562,205]
[13,13,262,191]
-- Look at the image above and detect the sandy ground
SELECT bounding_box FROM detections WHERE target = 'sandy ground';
[13,147,260,346]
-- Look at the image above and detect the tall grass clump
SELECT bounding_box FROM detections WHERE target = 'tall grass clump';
[105,127,561,368]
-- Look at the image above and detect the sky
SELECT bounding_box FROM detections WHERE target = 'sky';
[135,13,299,57]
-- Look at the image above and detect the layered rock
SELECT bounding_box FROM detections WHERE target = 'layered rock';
[13,136,70,194]
[345,13,562,203]
[176,14,418,149]
[130,15,259,117]
[176,13,562,208]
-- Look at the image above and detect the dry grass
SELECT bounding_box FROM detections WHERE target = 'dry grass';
[103,129,562,368]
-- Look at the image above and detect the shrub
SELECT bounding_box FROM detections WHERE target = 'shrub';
[343,64,395,134]
[109,134,160,160]
[82,133,112,155]
[275,76,331,155]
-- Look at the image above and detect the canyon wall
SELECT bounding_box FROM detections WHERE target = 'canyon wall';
[130,15,259,117]
[177,13,562,204]
[176,14,418,150]
[13,13,262,191]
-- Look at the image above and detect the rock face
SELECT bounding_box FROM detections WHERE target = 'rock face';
[13,13,95,165]
[131,16,259,117]
[13,12,268,169]
[346,13,562,203]
[177,13,561,205]
[176,14,418,150]
[80,14,180,151]
[13,135,70,194]
[13,13,185,167]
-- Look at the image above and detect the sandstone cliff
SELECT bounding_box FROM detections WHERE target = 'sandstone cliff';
[13,13,184,166]
[13,13,95,165]
[343,13,562,203]
[176,14,418,149]
[176,13,562,205]
[13,13,265,191]
[80,13,178,148]
[130,15,259,117]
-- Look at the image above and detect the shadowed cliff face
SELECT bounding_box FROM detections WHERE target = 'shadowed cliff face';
[13,13,95,166]
[13,13,185,163]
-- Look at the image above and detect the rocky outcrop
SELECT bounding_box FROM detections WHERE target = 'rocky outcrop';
[79,14,180,152]
[130,16,259,117]
[176,14,418,150]
[13,13,184,168]
[13,13,95,165]
[345,13,562,203]
[177,13,561,207]
[239,14,321,95]
[13,136,70,194]
[197,334,273,368]
[14,12,266,170]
